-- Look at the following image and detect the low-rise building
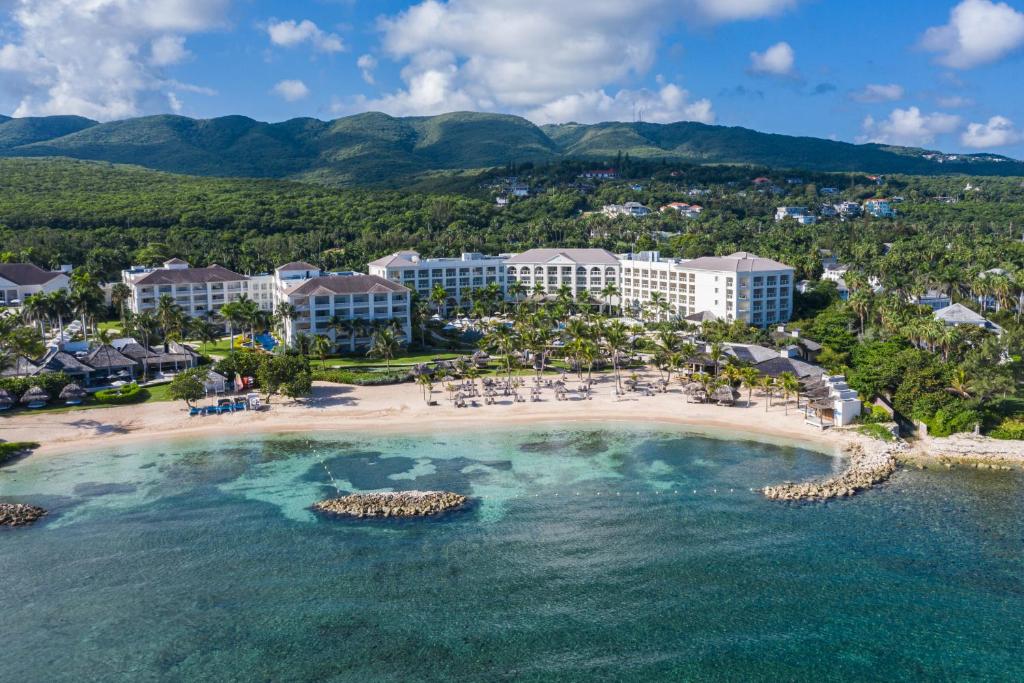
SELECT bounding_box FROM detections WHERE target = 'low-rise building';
[775,206,809,222]
[661,202,703,218]
[0,263,71,306]
[934,303,1002,334]
[864,198,896,218]
[602,202,651,218]
[910,289,952,311]
[835,201,862,218]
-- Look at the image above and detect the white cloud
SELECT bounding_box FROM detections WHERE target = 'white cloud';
[749,42,795,76]
[852,83,904,103]
[961,115,1022,147]
[266,19,344,53]
[527,84,714,125]
[937,95,973,108]
[355,1,799,122]
[921,0,1024,69]
[858,107,962,147]
[271,79,310,102]
[0,0,225,120]
[150,35,190,66]
[357,54,377,84]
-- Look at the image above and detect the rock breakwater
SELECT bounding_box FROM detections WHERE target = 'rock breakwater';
[313,490,468,518]
[763,440,899,502]
[0,503,47,527]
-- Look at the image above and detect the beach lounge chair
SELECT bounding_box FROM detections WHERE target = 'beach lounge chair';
[189,406,200,416]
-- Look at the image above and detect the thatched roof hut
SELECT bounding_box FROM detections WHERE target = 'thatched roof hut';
[712,385,740,405]
[20,386,50,405]
[0,388,14,408]
[59,383,87,402]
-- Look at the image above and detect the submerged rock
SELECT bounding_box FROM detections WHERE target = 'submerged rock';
[313,490,468,518]
[0,503,47,527]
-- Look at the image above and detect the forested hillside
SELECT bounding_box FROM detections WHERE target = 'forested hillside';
[0,111,1021,186]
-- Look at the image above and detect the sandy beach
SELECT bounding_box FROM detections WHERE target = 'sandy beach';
[1,373,852,458]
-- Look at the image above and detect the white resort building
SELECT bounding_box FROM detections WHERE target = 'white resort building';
[367,251,506,313]
[504,249,621,299]
[121,259,251,318]
[0,263,71,307]
[619,251,794,326]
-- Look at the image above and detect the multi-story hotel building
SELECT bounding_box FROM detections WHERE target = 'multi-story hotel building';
[619,251,793,326]
[367,251,505,312]
[503,249,620,299]
[280,272,411,350]
[121,259,251,318]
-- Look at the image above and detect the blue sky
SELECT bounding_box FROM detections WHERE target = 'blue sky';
[2,1,1024,156]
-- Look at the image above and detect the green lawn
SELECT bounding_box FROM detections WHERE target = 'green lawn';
[0,381,175,416]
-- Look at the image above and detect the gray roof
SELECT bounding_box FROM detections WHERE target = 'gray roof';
[134,264,247,286]
[0,355,40,377]
[934,303,1001,330]
[726,344,780,364]
[684,310,719,323]
[84,344,137,370]
[288,274,409,297]
[683,252,792,273]
[368,252,420,268]
[0,263,67,286]
[38,351,93,375]
[754,356,823,379]
[505,248,619,266]
[276,261,318,271]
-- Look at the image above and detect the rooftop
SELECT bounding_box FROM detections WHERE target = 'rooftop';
[682,252,792,273]
[288,274,410,297]
[0,263,67,286]
[133,264,248,286]
[505,248,620,266]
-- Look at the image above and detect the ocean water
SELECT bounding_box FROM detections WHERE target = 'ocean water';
[1,425,1022,681]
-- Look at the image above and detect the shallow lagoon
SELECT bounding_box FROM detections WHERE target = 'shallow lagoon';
[1,425,1022,681]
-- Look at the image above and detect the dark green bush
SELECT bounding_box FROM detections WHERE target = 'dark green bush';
[856,424,895,442]
[990,418,1024,440]
[94,382,149,405]
[0,372,72,401]
[0,441,40,465]
[312,369,411,386]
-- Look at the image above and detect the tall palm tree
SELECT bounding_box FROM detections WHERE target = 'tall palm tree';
[757,375,775,412]
[155,294,184,347]
[313,334,332,369]
[848,290,871,337]
[739,366,760,407]
[368,326,401,369]
[600,282,620,316]
[602,320,630,392]
[110,282,132,324]
[778,372,800,415]
[21,293,49,347]
[429,283,448,316]
[46,290,72,345]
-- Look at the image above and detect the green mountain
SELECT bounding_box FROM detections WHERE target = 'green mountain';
[0,111,1020,184]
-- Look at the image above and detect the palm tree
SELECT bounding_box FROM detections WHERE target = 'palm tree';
[156,294,184,345]
[368,326,401,369]
[757,375,775,412]
[188,317,219,353]
[483,323,518,386]
[218,300,246,351]
[69,270,105,343]
[507,280,526,313]
[416,374,434,404]
[313,334,332,369]
[110,282,132,324]
[739,366,760,407]
[293,332,314,357]
[602,320,630,392]
[708,341,724,378]
[600,282,620,316]
[848,290,871,336]
[778,372,800,415]
[21,293,49,346]
[429,283,448,316]
[46,290,72,344]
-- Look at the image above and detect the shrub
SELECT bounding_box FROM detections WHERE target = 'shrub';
[856,424,895,442]
[990,417,1024,440]
[0,372,72,401]
[312,369,411,386]
[0,441,40,466]
[858,404,892,424]
[924,404,982,438]
[94,382,149,405]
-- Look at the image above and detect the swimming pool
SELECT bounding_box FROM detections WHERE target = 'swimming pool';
[255,332,277,351]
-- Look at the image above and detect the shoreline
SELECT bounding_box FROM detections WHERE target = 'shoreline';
[2,376,850,460]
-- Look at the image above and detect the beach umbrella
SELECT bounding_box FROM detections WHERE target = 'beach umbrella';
[0,388,13,408]
[20,386,50,405]
[682,381,704,394]
[59,383,87,402]
[712,385,739,404]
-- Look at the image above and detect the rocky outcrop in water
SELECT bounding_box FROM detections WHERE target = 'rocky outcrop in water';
[763,441,900,502]
[313,491,468,518]
[0,503,47,527]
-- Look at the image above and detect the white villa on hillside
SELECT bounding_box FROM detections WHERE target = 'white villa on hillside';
[0,263,71,306]
[504,249,621,299]
[619,251,794,326]
[602,202,651,218]
[368,251,506,313]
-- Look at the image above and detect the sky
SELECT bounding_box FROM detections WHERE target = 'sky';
[2,0,1024,157]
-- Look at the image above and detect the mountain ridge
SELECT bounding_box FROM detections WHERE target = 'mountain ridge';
[0,110,1019,184]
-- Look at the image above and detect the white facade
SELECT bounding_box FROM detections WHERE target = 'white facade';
[121,259,251,319]
[368,251,506,313]
[504,249,620,299]
[775,206,810,221]
[0,264,71,306]
[619,251,794,326]
[603,202,651,218]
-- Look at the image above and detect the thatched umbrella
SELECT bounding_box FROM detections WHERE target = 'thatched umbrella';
[712,385,739,406]
[20,386,50,407]
[0,388,14,410]
[60,383,87,404]
[683,381,707,403]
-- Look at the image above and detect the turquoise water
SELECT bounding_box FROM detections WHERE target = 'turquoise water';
[1,425,1022,681]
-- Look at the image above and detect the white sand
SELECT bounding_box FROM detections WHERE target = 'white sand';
[3,372,851,458]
